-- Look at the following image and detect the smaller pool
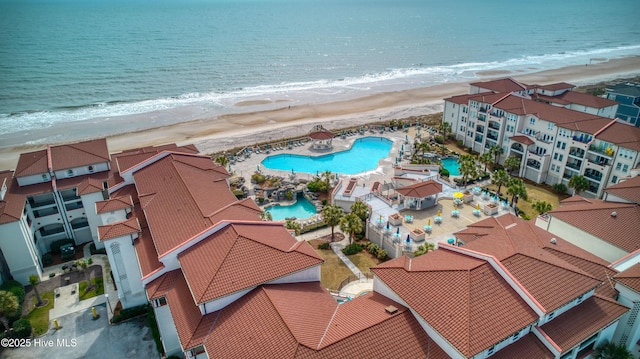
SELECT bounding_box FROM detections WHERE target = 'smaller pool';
[265,197,317,221]
[441,157,460,176]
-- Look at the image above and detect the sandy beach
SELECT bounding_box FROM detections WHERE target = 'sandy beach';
[1,56,639,170]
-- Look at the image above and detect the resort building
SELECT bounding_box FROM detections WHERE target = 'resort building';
[3,136,640,358]
[605,82,640,127]
[443,77,640,197]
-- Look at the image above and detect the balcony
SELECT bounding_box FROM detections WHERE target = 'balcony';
[569,148,585,158]
[566,161,582,171]
[584,169,603,182]
[71,218,89,230]
[488,121,500,130]
[476,125,485,133]
[65,201,84,211]
[38,223,65,237]
[586,156,611,167]
[526,159,541,171]
[487,132,498,141]
[33,207,59,218]
[61,191,81,202]
[478,114,486,122]
[474,136,484,143]
[572,133,592,144]
[563,172,572,180]
[28,195,56,209]
[588,145,615,158]
[479,107,488,113]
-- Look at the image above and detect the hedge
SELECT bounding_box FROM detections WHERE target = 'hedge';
[111,304,149,324]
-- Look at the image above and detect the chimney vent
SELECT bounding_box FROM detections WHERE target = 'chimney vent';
[385,305,398,314]
[550,238,557,245]
[611,211,617,217]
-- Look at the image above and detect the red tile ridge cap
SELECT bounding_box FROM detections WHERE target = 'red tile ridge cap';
[610,247,640,269]
[492,92,512,106]
[440,244,547,316]
[203,197,260,218]
[532,326,562,355]
[591,118,621,142]
[122,150,210,176]
[316,306,340,350]
[46,144,53,173]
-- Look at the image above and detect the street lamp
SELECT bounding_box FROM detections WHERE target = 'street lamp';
[104,294,113,314]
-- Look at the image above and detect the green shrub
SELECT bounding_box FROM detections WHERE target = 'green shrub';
[42,253,53,266]
[257,197,265,204]
[439,168,450,177]
[111,304,149,324]
[50,238,74,254]
[12,319,31,338]
[146,305,164,355]
[492,164,504,171]
[376,249,388,260]
[1,280,25,304]
[342,243,363,255]
[48,273,55,278]
[552,183,567,194]
[434,135,444,144]
[317,242,330,250]
[232,189,245,199]
[251,173,266,184]
[456,139,463,147]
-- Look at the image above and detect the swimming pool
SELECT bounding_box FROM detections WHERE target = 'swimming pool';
[265,197,317,221]
[441,157,460,176]
[261,137,392,174]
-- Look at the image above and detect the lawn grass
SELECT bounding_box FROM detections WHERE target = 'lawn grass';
[314,248,353,290]
[347,251,380,275]
[487,180,568,218]
[79,277,105,300]
[25,290,54,336]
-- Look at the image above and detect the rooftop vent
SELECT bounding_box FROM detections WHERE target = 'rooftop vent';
[611,211,617,217]
[550,238,557,245]
[385,305,398,314]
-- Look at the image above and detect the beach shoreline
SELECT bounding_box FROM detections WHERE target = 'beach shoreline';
[1,56,639,170]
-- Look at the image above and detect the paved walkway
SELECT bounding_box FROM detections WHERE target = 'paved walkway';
[330,242,363,278]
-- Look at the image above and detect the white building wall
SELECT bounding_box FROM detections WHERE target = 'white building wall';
[544,217,628,262]
[613,285,640,358]
[202,287,254,314]
[266,265,321,284]
[154,304,183,357]
[104,235,146,309]
[80,191,105,247]
[0,220,42,285]
[52,162,110,180]
[16,173,50,187]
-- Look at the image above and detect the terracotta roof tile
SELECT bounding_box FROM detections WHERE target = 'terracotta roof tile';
[14,150,48,177]
[396,179,442,198]
[605,175,640,204]
[536,82,575,91]
[490,333,554,359]
[549,199,640,253]
[97,217,140,241]
[615,262,640,294]
[373,249,538,357]
[96,195,133,214]
[556,90,618,109]
[50,138,110,171]
[76,177,105,195]
[146,270,181,300]
[163,271,210,349]
[470,78,528,93]
[179,223,324,304]
[595,121,640,151]
[0,172,25,225]
[539,295,629,352]
[510,135,535,145]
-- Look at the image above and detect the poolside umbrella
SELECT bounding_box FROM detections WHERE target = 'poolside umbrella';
[427,219,431,226]
[396,227,400,235]
[436,210,441,217]
[406,235,411,244]
[386,222,390,230]
[401,144,404,151]
[453,192,464,199]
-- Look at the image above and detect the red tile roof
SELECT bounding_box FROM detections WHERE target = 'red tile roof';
[536,82,575,91]
[132,153,252,256]
[615,262,640,294]
[96,195,133,214]
[470,78,528,93]
[178,223,323,304]
[490,333,554,359]
[14,149,48,177]
[97,217,141,241]
[605,175,640,204]
[76,177,105,195]
[544,90,618,109]
[114,144,200,173]
[539,295,628,352]
[49,138,110,171]
[549,199,640,253]
[373,249,539,357]
[510,135,535,145]
[595,121,640,151]
[395,179,442,198]
[0,171,24,225]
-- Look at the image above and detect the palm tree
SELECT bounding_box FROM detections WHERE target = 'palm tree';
[568,175,589,196]
[259,210,273,221]
[321,170,334,192]
[322,205,344,241]
[413,242,435,257]
[593,340,633,359]
[479,152,493,172]
[439,121,451,156]
[459,154,478,187]
[532,201,553,215]
[507,178,528,212]
[76,259,92,291]
[0,290,18,332]
[504,155,522,176]
[491,169,510,196]
[29,274,43,307]
[339,213,363,245]
[350,201,369,222]
[417,141,431,156]
[285,220,301,235]
[214,155,229,167]
[488,144,504,165]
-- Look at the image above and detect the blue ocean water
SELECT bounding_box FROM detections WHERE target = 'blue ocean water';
[261,137,392,174]
[1,0,639,143]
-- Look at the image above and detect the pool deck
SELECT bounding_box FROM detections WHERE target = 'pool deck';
[229,126,512,252]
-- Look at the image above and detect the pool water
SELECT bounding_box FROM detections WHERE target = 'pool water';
[265,197,317,221]
[441,157,460,176]
[261,137,392,174]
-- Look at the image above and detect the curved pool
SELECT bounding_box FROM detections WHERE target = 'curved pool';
[261,137,392,174]
[265,197,317,221]
[441,157,460,176]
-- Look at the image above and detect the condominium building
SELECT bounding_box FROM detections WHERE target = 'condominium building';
[605,82,640,127]
[443,78,640,197]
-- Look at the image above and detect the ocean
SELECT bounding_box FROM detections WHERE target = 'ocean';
[1,0,639,147]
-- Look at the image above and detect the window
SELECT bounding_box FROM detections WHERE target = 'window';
[41,173,48,181]
[512,331,521,341]
[623,164,629,173]
[529,117,536,125]
[66,169,74,177]
[187,345,206,358]
[548,123,554,130]
[551,164,556,171]
[558,154,563,162]
[152,297,167,308]
[616,163,622,170]
[88,165,94,173]
[487,346,495,355]
[612,176,618,184]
